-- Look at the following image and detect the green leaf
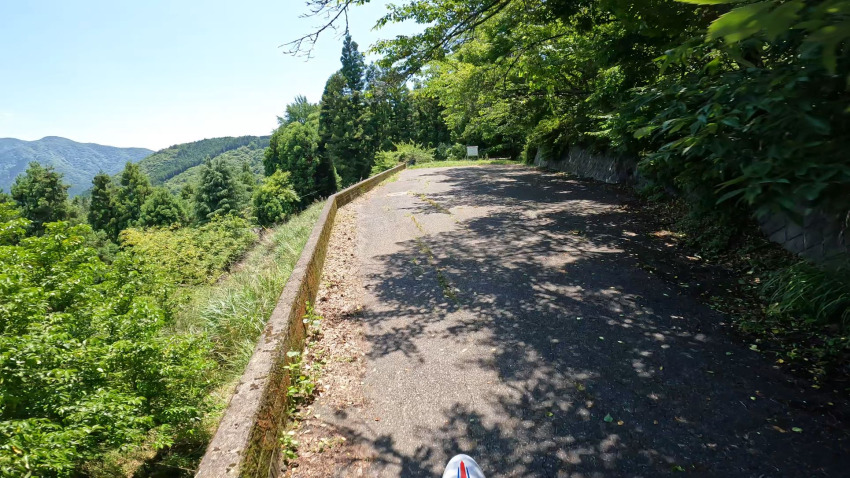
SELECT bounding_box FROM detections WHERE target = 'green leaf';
[792,427,803,433]
[708,2,773,43]
[603,413,614,423]
[634,126,658,139]
[716,188,746,204]
[762,1,805,41]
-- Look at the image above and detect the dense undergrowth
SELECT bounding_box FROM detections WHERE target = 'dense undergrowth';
[645,198,850,388]
[0,202,323,477]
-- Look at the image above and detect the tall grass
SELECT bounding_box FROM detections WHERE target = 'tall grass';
[95,203,326,476]
[764,260,850,332]
[180,201,326,381]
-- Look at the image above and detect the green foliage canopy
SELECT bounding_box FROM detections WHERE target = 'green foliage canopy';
[0,220,212,476]
[10,162,70,234]
[253,170,301,227]
[139,187,187,227]
[193,157,243,223]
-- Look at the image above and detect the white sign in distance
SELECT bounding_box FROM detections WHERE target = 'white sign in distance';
[466,145,479,157]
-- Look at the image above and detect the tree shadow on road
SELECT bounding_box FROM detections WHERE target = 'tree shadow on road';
[338,166,848,477]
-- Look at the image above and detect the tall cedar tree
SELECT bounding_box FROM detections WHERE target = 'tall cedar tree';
[363,64,415,152]
[237,161,256,206]
[316,34,374,186]
[10,162,69,234]
[318,75,371,185]
[88,172,119,239]
[340,33,366,92]
[194,157,242,223]
[116,162,152,231]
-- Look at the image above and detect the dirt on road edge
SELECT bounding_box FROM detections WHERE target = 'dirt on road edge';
[281,200,372,477]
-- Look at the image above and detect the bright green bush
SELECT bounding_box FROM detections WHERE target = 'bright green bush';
[0,220,213,477]
[434,142,466,161]
[120,215,257,287]
[370,151,401,175]
[371,142,434,175]
[252,170,300,227]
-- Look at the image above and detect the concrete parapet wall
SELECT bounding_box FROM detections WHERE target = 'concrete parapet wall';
[195,163,406,478]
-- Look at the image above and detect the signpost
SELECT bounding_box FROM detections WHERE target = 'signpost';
[466,145,479,158]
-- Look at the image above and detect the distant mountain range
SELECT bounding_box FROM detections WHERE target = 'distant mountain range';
[0,135,273,197]
[0,136,153,196]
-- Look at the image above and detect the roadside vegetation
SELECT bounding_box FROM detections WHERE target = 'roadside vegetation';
[410,159,519,170]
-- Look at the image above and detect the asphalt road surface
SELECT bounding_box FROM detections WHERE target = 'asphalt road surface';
[334,165,847,477]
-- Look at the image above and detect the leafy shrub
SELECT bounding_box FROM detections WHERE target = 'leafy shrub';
[0,221,212,477]
[434,142,466,161]
[371,151,401,175]
[253,170,300,227]
[120,215,257,287]
[447,143,467,160]
[371,142,435,175]
[434,142,451,161]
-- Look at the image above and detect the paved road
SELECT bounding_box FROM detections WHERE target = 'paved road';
[336,165,846,477]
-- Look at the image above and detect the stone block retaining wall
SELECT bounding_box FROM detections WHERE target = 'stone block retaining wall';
[534,145,847,263]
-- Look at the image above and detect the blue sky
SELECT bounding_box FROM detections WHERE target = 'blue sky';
[0,0,411,150]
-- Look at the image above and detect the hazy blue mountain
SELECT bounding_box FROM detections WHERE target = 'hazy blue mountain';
[0,136,153,196]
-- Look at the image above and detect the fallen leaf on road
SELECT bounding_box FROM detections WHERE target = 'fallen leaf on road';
[603,414,613,423]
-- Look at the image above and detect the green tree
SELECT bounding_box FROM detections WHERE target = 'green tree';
[194,157,242,223]
[265,110,332,203]
[340,33,366,92]
[10,162,69,234]
[237,160,256,204]
[316,34,374,186]
[88,172,119,239]
[318,71,369,185]
[139,187,186,227]
[279,95,320,125]
[116,162,152,231]
[252,170,300,227]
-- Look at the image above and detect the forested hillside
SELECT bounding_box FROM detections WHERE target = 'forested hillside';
[161,145,265,193]
[135,135,269,185]
[0,136,152,195]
